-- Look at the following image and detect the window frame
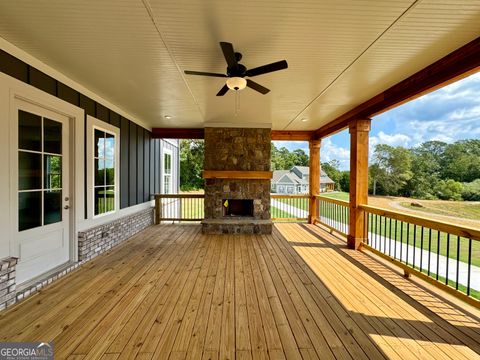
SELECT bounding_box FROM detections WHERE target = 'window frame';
[162,147,173,194]
[86,116,120,219]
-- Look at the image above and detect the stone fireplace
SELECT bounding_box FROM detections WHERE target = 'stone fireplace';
[202,127,272,234]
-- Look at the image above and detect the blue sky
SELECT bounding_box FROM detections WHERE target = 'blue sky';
[274,72,480,170]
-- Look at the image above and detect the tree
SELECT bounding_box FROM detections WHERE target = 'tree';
[271,143,309,170]
[368,164,384,196]
[441,140,480,182]
[434,179,463,201]
[180,139,204,190]
[322,160,341,190]
[372,144,413,196]
[339,171,350,192]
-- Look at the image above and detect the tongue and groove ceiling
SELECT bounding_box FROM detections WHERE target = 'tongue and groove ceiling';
[0,0,479,130]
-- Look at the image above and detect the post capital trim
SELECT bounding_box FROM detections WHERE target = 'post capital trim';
[349,118,372,133]
[309,139,321,149]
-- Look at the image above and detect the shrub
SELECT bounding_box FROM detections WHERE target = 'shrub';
[462,179,480,201]
[433,179,463,200]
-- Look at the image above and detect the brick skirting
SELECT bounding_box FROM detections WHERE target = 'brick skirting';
[0,257,18,311]
[0,207,154,312]
[78,208,154,261]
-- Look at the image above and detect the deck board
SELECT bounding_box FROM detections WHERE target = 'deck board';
[0,223,479,359]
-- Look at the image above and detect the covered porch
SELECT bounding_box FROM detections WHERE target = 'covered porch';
[1,223,479,359]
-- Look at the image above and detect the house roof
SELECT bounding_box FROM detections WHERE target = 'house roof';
[273,167,334,185]
[0,1,477,130]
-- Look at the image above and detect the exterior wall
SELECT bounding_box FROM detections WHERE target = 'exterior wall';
[0,44,178,311]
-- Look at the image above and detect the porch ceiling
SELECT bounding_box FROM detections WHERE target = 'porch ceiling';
[0,1,479,130]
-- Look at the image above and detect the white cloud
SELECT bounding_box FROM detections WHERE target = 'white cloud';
[370,131,411,148]
[321,138,350,170]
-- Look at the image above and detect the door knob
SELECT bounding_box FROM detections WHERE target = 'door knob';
[64,205,70,210]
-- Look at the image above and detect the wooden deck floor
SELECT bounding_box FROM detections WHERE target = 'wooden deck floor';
[1,224,480,359]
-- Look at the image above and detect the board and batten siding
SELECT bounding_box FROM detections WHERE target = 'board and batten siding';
[0,49,178,216]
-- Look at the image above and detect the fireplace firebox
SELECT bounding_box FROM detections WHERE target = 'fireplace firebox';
[223,199,253,217]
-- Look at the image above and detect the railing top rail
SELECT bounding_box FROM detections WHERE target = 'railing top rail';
[316,195,350,207]
[154,193,205,199]
[360,204,480,241]
[271,194,310,199]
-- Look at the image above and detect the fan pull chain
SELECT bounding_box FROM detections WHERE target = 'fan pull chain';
[234,90,240,116]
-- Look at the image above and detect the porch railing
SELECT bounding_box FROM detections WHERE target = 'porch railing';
[270,194,309,222]
[154,194,204,224]
[314,195,349,237]
[360,204,480,304]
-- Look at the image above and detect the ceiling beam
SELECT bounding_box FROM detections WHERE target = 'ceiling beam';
[271,130,314,141]
[152,128,315,141]
[314,36,480,139]
[152,128,205,139]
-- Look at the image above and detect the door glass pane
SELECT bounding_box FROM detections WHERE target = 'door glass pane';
[44,155,62,189]
[105,133,115,159]
[105,159,114,185]
[94,187,105,215]
[94,129,105,158]
[105,186,115,212]
[44,190,62,225]
[44,118,62,154]
[18,110,41,151]
[19,191,42,231]
[95,159,105,186]
[19,152,42,190]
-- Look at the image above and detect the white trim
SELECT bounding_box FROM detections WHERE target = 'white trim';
[86,116,120,219]
[0,71,83,263]
[77,201,153,232]
[162,148,173,194]
[0,37,151,131]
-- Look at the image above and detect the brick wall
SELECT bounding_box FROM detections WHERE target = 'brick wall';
[78,208,154,261]
[0,257,17,311]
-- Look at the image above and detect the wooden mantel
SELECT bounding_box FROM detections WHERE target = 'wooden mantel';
[203,170,273,180]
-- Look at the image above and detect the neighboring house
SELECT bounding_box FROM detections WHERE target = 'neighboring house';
[271,166,335,194]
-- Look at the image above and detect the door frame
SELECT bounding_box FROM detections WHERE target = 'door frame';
[1,72,84,264]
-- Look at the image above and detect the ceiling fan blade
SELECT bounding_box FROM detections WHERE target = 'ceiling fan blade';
[245,60,288,77]
[216,84,229,96]
[220,42,238,69]
[246,79,270,95]
[184,70,227,77]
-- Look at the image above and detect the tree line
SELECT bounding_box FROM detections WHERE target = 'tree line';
[370,140,480,200]
[180,139,480,201]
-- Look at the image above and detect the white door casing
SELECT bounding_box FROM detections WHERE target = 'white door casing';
[12,98,71,285]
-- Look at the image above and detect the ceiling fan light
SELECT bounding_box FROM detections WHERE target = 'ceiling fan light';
[226,77,247,91]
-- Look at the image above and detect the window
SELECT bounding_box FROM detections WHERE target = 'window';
[93,127,117,216]
[163,149,172,194]
[18,110,63,231]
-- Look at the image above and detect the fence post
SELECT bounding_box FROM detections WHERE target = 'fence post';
[309,139,321,224]
[155,195,161,225]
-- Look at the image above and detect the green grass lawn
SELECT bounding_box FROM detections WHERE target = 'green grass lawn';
[400,201,480,221]
[181,198,204,219]
[320,191,350,201]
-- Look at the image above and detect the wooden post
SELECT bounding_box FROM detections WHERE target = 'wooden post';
[309,139,321,224]
[155,195,161,225]
[348,119,371,249]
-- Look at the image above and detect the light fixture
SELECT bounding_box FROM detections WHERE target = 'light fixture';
[301,118,308,122]
[164,115,172,120]
[226,77,247,91]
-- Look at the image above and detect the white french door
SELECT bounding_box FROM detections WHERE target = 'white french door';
[13,99,71,285]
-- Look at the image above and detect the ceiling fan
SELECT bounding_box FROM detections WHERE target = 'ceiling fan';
[184,42,288,96]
